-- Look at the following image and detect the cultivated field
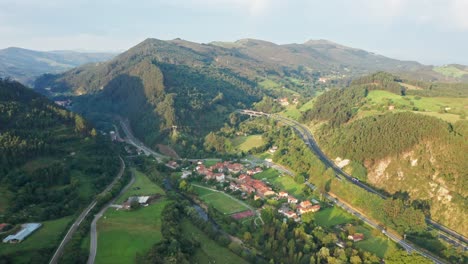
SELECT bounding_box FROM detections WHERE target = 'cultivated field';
[115,169,164,203]
[95,169,167,264]
[231,135,264,152]
[193,185,250,214]
[359,90,467,123]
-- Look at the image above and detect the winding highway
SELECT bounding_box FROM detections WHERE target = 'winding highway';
[49,156,125,264]
[238,109,466,262]
[118,117,167,161]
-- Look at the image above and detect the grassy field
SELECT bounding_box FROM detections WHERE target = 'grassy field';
[0,216,73,263]
[281,105,302,120]
[360,90,467,123]
[254,168,305,199]
[231,135,264,152]
[314,207,354,227]
[115,169,165,203]
[434,65,468,78]
[193,186,249,214]
[354,225,398,258]
[96,169,167,264]
[299,98,316,111]
[203,159,221,167]
[181,220,248,264]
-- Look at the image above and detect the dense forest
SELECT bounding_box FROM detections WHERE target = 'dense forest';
[0,79,119,223]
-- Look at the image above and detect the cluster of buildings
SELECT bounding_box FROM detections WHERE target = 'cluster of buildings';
[195,161,246,182]
[275,97,299,107]
[2,223,42,243]
[193,160,321,222]
[277,194,321,221]
[232,174,274,198]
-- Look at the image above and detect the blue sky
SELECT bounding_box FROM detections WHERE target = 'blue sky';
[1,0,467,65]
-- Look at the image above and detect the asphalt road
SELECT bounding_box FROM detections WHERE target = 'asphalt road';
[237,110,463,262]
[118,118,166,161]
[49,157,125,264]
[87,167,135,264]
[270,114,468,249]
[313,187,445,264]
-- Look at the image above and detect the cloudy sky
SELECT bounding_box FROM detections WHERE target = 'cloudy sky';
[1,0,467,65]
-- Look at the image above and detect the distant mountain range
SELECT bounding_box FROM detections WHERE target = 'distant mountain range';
[0,47,116,85]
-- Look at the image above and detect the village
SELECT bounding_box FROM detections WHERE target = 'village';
[167,159,325,224]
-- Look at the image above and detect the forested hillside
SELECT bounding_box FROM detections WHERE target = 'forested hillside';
[0,79,119,223]
[304,73,468,235]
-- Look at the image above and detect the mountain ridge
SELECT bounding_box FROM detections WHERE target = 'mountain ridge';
[0,47,116,85]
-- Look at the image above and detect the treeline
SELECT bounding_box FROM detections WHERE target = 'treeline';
[0,79,119,224]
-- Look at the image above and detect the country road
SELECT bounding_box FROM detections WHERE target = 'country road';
[49,157,125,264]
[87,168,135,264]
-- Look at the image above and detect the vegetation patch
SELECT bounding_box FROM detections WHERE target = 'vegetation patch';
[354,226,398,258]
[115,169,165,203]
[434,65,468,78]
[314,207,354,227]
[181,220,248,264]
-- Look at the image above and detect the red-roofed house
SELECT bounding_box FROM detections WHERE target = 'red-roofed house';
[300,200,312,208]
[284,210,297,219]
[227,163,243,173]
[278,191,288,199]
[240,184,255,194]
[298,204,321,215]
[348,233,365,242]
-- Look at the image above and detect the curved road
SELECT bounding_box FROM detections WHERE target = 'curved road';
[118,117,167,161]
[271,113,468,250]
[87,169,135,264]
[238,110,467,250]
[49,156,125,264]
[237,110,464,263]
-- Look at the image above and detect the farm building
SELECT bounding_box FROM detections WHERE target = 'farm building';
[3,223,42,243]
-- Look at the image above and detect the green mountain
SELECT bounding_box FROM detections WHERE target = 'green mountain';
[33,38,468,157]
[0,79,119,224]
[0,47,116,86]
[303,73,468,236]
